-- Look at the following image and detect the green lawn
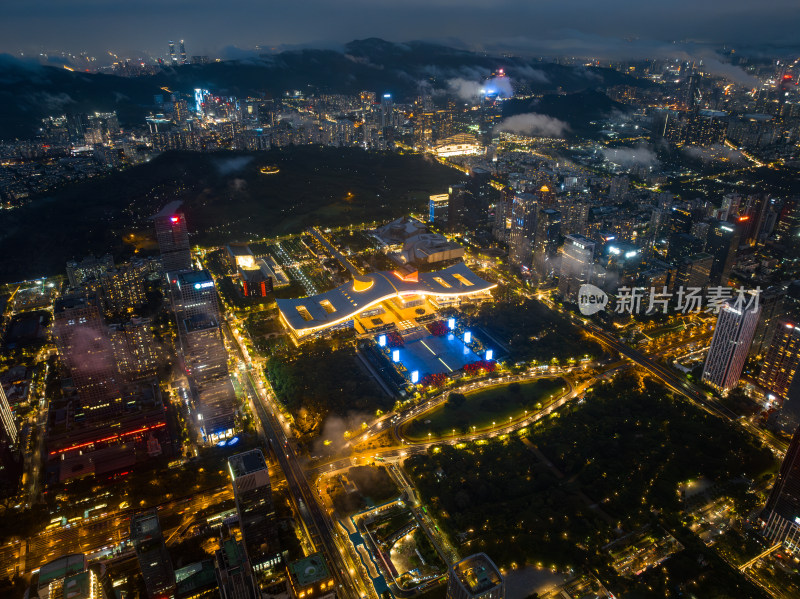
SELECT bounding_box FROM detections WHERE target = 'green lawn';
[402,377,567,441]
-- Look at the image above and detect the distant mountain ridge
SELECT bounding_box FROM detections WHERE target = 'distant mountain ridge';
[0,38,645,138]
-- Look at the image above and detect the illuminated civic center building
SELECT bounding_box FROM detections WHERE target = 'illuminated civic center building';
[278,263,495,343]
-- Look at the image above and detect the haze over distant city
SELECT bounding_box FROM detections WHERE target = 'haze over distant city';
[2,0,800,60]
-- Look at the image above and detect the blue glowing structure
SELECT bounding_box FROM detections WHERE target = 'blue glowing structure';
[411,371,419,384]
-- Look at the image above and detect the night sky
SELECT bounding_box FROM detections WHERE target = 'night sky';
[2,0,799,59]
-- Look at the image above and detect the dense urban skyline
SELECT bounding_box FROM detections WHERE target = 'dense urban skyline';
[2,3,800,598]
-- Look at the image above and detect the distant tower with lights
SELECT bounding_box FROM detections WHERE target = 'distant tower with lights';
[153,201,192,274]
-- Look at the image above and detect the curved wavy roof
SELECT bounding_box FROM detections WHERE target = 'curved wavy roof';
[277,262,495,335]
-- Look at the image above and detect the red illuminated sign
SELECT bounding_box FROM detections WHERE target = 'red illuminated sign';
[170,216,180,223]
[49,422,167,455]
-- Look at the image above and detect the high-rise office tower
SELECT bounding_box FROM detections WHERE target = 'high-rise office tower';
[215,538,259,599]
[701,298,761,393]
[509,193,537,270]
[53,294,122,417]
[168,40,177,65]
[560,200,589,237]
[131,510,175,599]
[99,260,150,317]
[669,206,694,235]
[446,554,504,599]
[182,315,228,382]
[674,253,713,290]
[758,320,800,406]
[690,221,710,246]
[601,242,642,289]
[179,40,187,65]
[109,318,161,382]
[0,384,17,446]
[706,220,741,286]
[750,285,787,357]
[170,271,235,441]
[533,208,562,278]
[171,270,220,321]
[775,198,800,246]
[534,184,556,208]
[492,189,514,244]
[131,511,176,599]
[448,184,468,232]
[380,93,393,130]
[228,450,280,572]
[667,233,705,263]
[153,202,192,274]
[429,194,449,226]
[761,426,800,550]
[720,193,741,222]
[558,234,595,302]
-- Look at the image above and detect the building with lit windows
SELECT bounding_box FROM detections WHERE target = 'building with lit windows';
[53,294,122,418]
[229,450,281,573]
[432,133,482,157]
[669,206,694,235]
[171,270,220,321]
[429,193,449,225]
[758,321,800,428]
[601,242,641,289]
[750,286,786,357]
[287,554,335,599]
[509,193,537,270]
[170,270,235,443]
[761,426,800,551]
[448,184,468,232]
[35,554,106,599]
[558,234,595,302]
[99,260,152,317]
[109,318,161,382]
[533,208,561,278]
[446,554,504,599]
[131,510,176,599]
[153,202,192,273]
[706,220,741,286]
[215,538,259,599]
[674,253,713,290]
[492,189,514,243]
[65,254,114,287]
[702,298,761,393]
